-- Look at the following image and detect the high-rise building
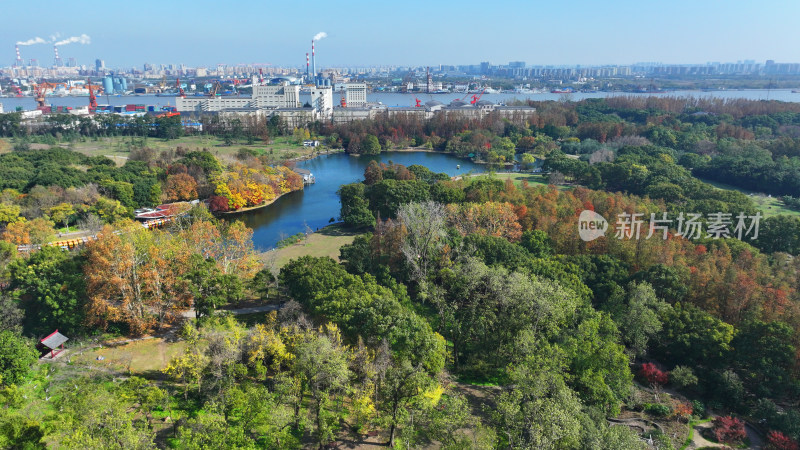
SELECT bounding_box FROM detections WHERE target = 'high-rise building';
[95,59,105,72]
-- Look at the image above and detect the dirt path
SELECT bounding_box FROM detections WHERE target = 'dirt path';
[690,421,725,449]
[180,304,281,319]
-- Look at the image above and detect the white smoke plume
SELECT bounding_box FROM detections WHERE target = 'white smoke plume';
[54,34,91,46]
[16,37,47,46]
[313,32,327,41]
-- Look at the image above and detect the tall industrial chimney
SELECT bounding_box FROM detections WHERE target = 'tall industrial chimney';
[311,40,316,87]
[306,52,310,81]
[14,45,22,67]
[53,45,61,67]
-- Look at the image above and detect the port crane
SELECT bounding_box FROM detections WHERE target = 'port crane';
[414,97,422,107]
[87,79,97,112]
[470,88,486,104]
[32,82,66,109]
[207,81,223,97]
[176,78,186,98]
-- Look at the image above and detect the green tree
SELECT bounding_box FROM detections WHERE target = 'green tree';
[292,330,350,445]
[607,282,671,357]
[338,183,375,228]
[561,310,632,415]
[8,246,87,335]
[654,303,735,369]
[0,203,21,225]
[0,331,37,386]
[184,255,243,319]
[491,342,583,449]
[731,320,796,398]
[361,135,382,155]
[47,202,75,232]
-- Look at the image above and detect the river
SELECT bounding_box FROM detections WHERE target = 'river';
[2,89,800,111]
[236,151,484,250]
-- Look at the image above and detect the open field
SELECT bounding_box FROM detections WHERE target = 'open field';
[0,135,325,166]
[71,338,188,374]
[265,224,360,271]
[481,172,572,190]
[699,177,800,218]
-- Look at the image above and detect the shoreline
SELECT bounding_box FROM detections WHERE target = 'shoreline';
[220,189,300,215]
[350,147,514,167]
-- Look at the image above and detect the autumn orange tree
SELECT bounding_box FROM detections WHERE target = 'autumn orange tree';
[178,218,259,278]
[446,201,523,242]
[85,221,193,334]
[1,218,57,247]
[163,173,199,202]
[210,163,304,211]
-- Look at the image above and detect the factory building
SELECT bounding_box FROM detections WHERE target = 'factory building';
[340,99,536,124]
[252,84,301,108]
[343,83,367,107]
[176,83,302,113]
[332,105,384,124]
[217,107,318,130]
[299,86,333,120]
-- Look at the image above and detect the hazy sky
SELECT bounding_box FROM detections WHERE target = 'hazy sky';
[3,0,798,69]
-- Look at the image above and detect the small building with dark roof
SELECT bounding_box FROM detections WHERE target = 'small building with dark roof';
[39,330,68,359]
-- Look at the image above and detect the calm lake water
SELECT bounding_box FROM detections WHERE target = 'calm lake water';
[236,152,485,250]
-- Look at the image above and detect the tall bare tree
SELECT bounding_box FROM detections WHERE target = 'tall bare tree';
[396,201,447,285]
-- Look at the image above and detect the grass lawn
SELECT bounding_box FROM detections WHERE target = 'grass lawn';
[266,224,360,271]
[71,338,188,374]
[699,177,800,218]
[489,172,572,190]
[1,135,324,166]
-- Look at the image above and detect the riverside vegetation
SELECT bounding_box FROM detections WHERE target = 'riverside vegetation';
[0,96,798,448]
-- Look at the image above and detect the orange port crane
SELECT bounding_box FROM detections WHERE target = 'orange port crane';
[206,81,222,97]
[87,79,97,111]
[470,88,486,104]
[176,78,185,98]
[33,82,66,109]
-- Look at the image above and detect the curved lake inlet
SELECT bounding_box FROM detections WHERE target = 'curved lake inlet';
[234,151,486,250]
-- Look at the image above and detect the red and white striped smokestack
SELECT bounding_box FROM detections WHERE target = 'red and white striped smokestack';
[53,45,60,67]
[306,52,309,78]
[311,40,316,86]
[15,45,21,66]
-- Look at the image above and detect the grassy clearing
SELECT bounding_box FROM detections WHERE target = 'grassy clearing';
[488,172,572,190]
[71,338,188,374]
[699,177,800,217]
[0,135,321,166]
[233,312,273,327]
[265,224,360,271]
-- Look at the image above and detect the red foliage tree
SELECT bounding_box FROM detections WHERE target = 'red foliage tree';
[207,195,230,212]
[712,416,746,445]
[767,431,799,450]
[639,362,668,386]
[673,402,693,421]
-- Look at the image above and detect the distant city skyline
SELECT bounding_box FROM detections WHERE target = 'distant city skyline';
[2,0,798,69]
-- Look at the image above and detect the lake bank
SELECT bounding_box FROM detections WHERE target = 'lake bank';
[235,151,487,249]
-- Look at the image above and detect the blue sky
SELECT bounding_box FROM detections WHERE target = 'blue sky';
[3,0,798,68]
